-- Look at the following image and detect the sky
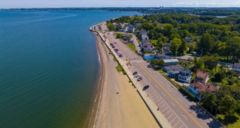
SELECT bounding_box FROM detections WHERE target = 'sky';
[0,0,240,8]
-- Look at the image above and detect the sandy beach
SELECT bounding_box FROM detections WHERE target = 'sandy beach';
[91,31,159,128]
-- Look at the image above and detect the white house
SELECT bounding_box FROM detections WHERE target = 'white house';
[178,70,192,83]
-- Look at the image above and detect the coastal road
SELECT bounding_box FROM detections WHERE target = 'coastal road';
[93,33,159,128]
[105,31,222,128]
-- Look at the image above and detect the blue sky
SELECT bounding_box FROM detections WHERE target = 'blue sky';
[1,0,240,8]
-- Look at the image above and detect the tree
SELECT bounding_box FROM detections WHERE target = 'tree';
[201,93,218,115]
[213,41,227,56]
[163,24,174,38]
[226,37,240,62]
[178,41,188,55]
[155,39,163,54]
[197,33,215,55]
[201,55,220,70]
[218,95,237,116]
[212,69,226,82]
[106,22,115,31]
[194,58,205,70]
[170,37,182,56]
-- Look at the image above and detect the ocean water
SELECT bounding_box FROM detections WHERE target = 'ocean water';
[0,9,139,128]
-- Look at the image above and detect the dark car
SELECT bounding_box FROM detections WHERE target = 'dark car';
[137,77,142,81]
[114,49,119,52]
[118,54,123,57]
[132,71,138,75]
[142,85,150,91]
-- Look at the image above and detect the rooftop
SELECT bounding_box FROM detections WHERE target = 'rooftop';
[191,82,218,93]
[163,59,179,64]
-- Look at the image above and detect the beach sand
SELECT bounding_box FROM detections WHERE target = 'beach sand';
[92,33,159,128]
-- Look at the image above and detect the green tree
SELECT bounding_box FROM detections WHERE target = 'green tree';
[218,95,237,116]
[201,93,218,115]
[170,37,182,56]
[201,55,220,70]
[106,22,115,31]
[226,36,240,62]
[194,58,205,70]
[155,39,164,54]
[197,33,215,55]
[178,41,188,55]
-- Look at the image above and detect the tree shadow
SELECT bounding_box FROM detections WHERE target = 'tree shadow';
[219,115,239,125]
[207,120,223,128]
[190,105,211,120]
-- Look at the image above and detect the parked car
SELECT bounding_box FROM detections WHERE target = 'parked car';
[132,71,138,75]
[143,85,150,91]
[114,48,119,52]
[118,54,123,57]
[137,77,142,81]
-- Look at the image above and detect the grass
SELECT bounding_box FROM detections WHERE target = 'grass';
[127,43,136,52]
[217,114,240,128]
[150,39,158,46]
[115,63,126,75]
[227,116,240,128]
[116,64,124,72]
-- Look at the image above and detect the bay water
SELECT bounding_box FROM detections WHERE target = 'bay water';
[0,9,138,128]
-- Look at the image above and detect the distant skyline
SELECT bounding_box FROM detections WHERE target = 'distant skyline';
[1,0,240,8]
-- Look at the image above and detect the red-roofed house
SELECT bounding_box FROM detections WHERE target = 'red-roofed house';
[195,70,209,84]
[188,82,218,100]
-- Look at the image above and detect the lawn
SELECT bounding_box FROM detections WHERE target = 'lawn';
[217,114,240,128]
[227,115,240,128]
[127,43,136,52]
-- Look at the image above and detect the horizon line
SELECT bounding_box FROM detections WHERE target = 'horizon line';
[1,6,240,10]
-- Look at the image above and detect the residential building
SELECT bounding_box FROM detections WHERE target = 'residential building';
[195,70,209,84]
[139,30,154,52]
[127,24,135,33]
[178,70,192,83]
[163,65,184,78]
[188,82,218,100]
[162,59,179,66]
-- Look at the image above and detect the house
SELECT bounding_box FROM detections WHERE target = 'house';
[195,70,209,84]
[176,55,194,62]
[162,59,179,66]
[163,65,184,78]
[139,30,154,52]
[141,43,154,52]
[232,63,240,72]
[178,70,192,83]
[127,24,135,33]
[188,82,218,100]
[140,30,149,41]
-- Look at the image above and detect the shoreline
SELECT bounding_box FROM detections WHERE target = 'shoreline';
[84,32,105,128]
